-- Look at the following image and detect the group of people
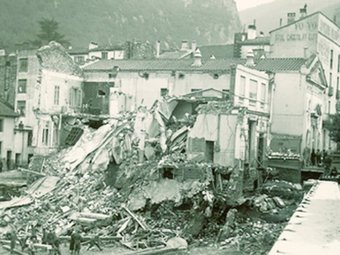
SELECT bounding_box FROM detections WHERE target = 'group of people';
[303,148,330,167]
[7,225,61,255]
[6,224,103,255]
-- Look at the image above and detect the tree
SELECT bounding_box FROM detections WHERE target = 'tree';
[326,112,340,143]
[31,18,69,47]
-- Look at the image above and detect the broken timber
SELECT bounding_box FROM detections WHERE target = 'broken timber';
[122,205,149,230]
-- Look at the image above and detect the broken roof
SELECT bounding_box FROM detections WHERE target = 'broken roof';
[0,99,18,117]
[83,59,245,72]
[254,58,306,72]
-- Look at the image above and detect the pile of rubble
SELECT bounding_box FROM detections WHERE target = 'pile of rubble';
[0,99,304,254]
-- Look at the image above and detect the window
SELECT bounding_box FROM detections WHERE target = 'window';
[70,88,82,107]
[17,79,27,93]
[337,77,340,99]
[42,128,49,146]
[249,79,258,100]
[260,83,266,101]
[160,88,168,97]
[330,50,334,69]
[0,119,3,132]
[239,76,246,97]
[330,72,333,87]
[191,89,201,92]
[54,85,60,105]
[76,89,82,107]
[17,101,26,116]
[338,55,340,73]
[27,130,33,146]
[75,56,85,64]
[102,52,108,60]
[97,89,106,96]
[328,100,331,114]
[18,58,28,72]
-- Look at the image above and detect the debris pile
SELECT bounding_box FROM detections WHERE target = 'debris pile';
[0,99,304,254]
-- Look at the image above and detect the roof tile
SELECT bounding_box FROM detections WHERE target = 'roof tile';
[0,99,18,117]
[254,58,306,72]
[83,59,245,72]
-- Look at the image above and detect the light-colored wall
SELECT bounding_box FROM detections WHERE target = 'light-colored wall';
[39,69,83,113]
[15,50,40,128]
[89,50,125,60]
[241,45,271,58]
[233,65,270,114]
[316,15,340,118]
[270,14,319,58]
[271,72,305,136]
[270,14,340,116]
[214,114,238,166]
[86,71,231,110]
[0,117,15,166]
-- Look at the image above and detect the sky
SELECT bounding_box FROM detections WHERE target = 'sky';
[235,0,275,11]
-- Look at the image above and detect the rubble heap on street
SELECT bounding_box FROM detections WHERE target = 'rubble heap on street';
[0,97,304,255]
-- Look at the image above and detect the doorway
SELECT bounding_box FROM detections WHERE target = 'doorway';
[6,150,12,170]
[257,133,265,167]
[205,141,214,162]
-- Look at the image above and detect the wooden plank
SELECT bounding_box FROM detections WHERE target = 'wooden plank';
[79,212,110,220]
[18,167,46,177]
[123,246,185,255]
[122,205,149,231]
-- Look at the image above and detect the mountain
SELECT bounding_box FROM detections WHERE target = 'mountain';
[0,0,241,51]
[239,0,340,34]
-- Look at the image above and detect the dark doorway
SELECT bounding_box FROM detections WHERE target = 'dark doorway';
[28,154,34,164]
[6,150,12,170]
[257,133,265,167]
[205,141,214,162]
[248,120,256,166]
[15,153,21,167]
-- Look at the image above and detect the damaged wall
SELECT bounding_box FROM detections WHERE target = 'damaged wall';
[85,70,231,114]
[187,113,239,167]
[14,42,84,158]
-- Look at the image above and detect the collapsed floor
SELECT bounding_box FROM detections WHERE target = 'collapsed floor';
[0,108,304,255]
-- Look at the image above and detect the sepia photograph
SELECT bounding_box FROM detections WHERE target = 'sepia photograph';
[0,0,340,254]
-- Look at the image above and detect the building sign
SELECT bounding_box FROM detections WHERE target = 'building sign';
[273,19,318,42]
[319,18,340,43]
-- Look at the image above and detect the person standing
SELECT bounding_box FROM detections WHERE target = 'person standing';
[310,149,316,166]
[316,149,322,166]
[9,229,17,254]
[70,227,82,255]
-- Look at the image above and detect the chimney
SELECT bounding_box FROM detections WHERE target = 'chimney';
[299,4,307,19]
[89,41,98,50]
[247,24,257,40]
[191,40,197,52]
[192,48,202,67]
[287,12,296,25]
[155,40,161,58]
[181,40,190,51]
[245,50,255,67]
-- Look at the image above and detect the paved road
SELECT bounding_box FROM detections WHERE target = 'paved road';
[269,181,340,255]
